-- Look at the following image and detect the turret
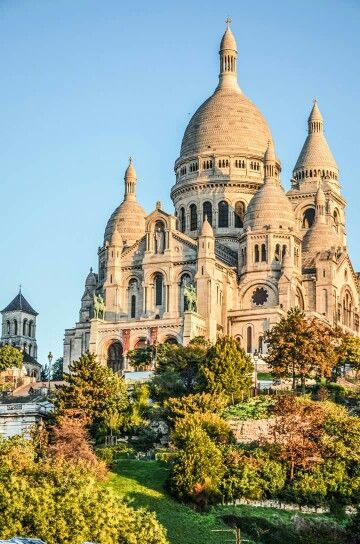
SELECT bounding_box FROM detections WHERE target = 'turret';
[217,17,241,91]
[292,100,339,186]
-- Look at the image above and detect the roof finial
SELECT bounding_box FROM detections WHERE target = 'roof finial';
[19,284,22,295]
[129,156,132,164]
[313,97,317,104]
[225,16,231,29]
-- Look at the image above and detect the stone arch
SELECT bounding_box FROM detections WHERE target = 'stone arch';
[302,207,315,229]
[107,341,124,373]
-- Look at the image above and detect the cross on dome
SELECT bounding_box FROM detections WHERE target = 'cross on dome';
[225,16,231,28]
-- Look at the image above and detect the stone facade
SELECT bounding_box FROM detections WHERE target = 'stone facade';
[63,22,360,373]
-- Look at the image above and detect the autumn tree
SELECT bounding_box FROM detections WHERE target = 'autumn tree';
[265,308,337,391]
[198,336,253,404]
[0,344,23,371]
[47,414,107,478]
[54,352,129,438]
[269,395,325,480]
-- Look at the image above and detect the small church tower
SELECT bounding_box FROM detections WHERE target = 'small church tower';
[1,288,41,379]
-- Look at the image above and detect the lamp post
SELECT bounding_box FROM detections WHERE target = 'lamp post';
[253,349,259,394]
[47,351,53,392]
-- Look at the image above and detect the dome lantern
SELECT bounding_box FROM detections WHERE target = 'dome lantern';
[217,17,240,91]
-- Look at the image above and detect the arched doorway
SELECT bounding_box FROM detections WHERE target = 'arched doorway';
[164,336,178,345]
[107,341,123,373]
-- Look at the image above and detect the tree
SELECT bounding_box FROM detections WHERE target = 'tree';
[269,395,325,480]
[47,414,107,478]
[52,357,64,380]
[165,391,228,424]
[265,308,337,391]
[127,345,154,370]
[336,334,360,377]
[198,336,253,404]
[54,352,129,438]
[0,344,23,371]
[170,423,225,508]
[0,436,168,544]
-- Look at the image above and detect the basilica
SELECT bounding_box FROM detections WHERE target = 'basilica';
[63,22,360,372]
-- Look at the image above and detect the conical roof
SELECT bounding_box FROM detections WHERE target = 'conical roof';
[293,100,338,175]
[1,291,38,316]
[200,216,214,237]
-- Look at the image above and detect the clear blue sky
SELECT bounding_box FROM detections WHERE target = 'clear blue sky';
[1,0,359,365]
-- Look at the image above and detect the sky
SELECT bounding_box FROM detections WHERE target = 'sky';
[0,0,359,365]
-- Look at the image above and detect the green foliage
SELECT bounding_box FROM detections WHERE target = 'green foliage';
[149,368,187,403]
[173,412,235,447]
[54,352,129,437]
[170,424,225,507]
[109,458,348,544]
[127,345,154,370]
[198,336,253,404]
[222,396,274,420]
[51,357,64,380]
[0,436,168,544]
[165,392,228,423]
[0,344,23,371]
[221,447,286,502]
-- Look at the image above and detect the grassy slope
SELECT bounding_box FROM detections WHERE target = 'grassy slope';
[107,459,345,544]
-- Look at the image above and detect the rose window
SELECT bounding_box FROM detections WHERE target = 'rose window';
[252,287,269,306]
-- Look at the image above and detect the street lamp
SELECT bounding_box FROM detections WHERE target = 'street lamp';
[253,349,259,394]
[47,351,53,392]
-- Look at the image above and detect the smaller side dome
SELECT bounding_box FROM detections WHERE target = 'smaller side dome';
[110,229,123,246]
[85,268,97,287]
[104,158,146,246]
[244,143,295,231]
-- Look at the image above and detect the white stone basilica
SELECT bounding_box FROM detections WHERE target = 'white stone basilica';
[63,22,360,372]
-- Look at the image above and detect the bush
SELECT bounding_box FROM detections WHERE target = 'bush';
[222,396,274,420]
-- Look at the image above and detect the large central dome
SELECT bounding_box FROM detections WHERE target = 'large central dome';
[180,86,273,158]
[178,23,273,161]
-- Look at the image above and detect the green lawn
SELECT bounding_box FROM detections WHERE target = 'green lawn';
[107,459,347,544]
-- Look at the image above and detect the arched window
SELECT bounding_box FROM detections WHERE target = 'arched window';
[203,201,213,226]
[29,345,32,356]
[28,321,33,338]
[154,220,166,253]
[13,320,18,335]
[254,245,260,263]
[282,245,287,258]
[218,201,229,228]
[333,209,339,233]
[23,319,28,336]
[179,207,186,233]
[246,326,252,353]
[343,291,353,328]
[154,273,163,307]
[107,341,123,373]
[6,321,10,335]
[234,201,245,228]
[190,204,198,231]
[302,208,315,229]
[261,244,267,262]
[258,335,263,353]
[165,336,178,345]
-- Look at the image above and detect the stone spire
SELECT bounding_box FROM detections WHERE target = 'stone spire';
[308,99,323,134]
[218,18,241,91]
[124,157,137,201]
[200,215,214,237]
[293,100,339,183]
[264,140,277,181]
